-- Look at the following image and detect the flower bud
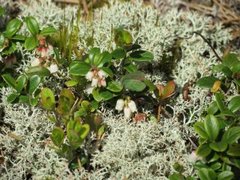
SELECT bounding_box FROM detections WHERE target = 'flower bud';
[124,107,132,119]
[115,99,124,111]
[98,70,107,78]
[31,58,41,66]
[128,100,137,112]
[48,64,58,74]
[91,78,98,87]
[86,71,94,81]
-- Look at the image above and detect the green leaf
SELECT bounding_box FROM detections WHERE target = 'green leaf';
[129,50,154,62]
[222,53,239,71]
[197,168,217,180]
[107,81,123,92]
[207,101,219,115]
[196,143,212,157]
[69,61,91,76]
[144,79,156,91]
[16,75,27,93]
[112,48,126,59]
[196,76,218,89]
[40,26,57,36]
[228,96,240,113]
[194,121,208,139]
[11,34,26,41]
[26,66,50,77]
[51,127,65,147]
[168,173,185,180]
[92,88,103,102]
[100,91,113,101]
[214,93,226,112]
[210,162,222,171]
[65,80,78,87]
[56,89,75,115]
[40,88,55,110]
[95,51,112,67]
[123,79,146,92]
[4,18,22,38]
[100,67,113,78]
[7,93,19,103]
[222,127,240,144]
[124,64,138,73]
[204,115,220,141]
[29,96,39,106]
[2,74,16,89]
[217,171,234,180]
[19,95,29,104]
[227,144,240,157]
[213,64,232,77]
[25,16,39,35]
[28,75,41,95]
[209,141,228,152]
[24,36,38,50]
[114,28,133,46]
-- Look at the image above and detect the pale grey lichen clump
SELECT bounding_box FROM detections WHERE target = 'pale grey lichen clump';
[0,0,232,179]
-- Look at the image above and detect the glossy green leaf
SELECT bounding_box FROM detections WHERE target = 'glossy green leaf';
[197,168,217,180]
[114,28,133,46]
[4,18,22,38]
[65,80,78,87]
[16,75,27,93]
[25,16,39,35]
[210,162,221,171]
[26,66,50,77]
[92,88,103,102]
[207,101,219,115]
[107,81,123,92]
[2,42,16,55]
[100,67,113,78]
[28,75,41,95]
[196,143,212,157]
[7,93,19,103]
[29,97,39,106]
[40,88,55,110]
[11,34,26,41]
[40,26,57,36]
[222,127,240,144]
[124,64,138,73]
[209,141,228,152]
[51,127,65,147]
[19,95,29,104]
[129,50,154,62]
[217,171,234,180]
[95,51,112,67]
[213,64,232,77]
[2,74,16,89]
[194,121,208,139]
[214,93,226,112]
[24,36,38,50]
[204,115,220,141]
[123,79,146,92]
[228,96,240,113]
[69,62,91,76]
[196,76,218,89]
[100,91,113,101]
[227,144,240,157]
[222,53,239,71]
[112,48,126,59]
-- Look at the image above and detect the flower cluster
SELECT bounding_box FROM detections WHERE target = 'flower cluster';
[85,68,107,94]
[115,97,137,119]
[31,36,58,74]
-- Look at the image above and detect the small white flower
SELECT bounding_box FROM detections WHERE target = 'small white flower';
[99,78,106,87]
[85,84,94,94]
[98,70,107,78]
[86,71,94,81]
[48,64,58,74]
[91,78,98,87]
[128,100,137,112]
[31,58,41,66]
[124,107,132,119]
[115,99,124,111]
